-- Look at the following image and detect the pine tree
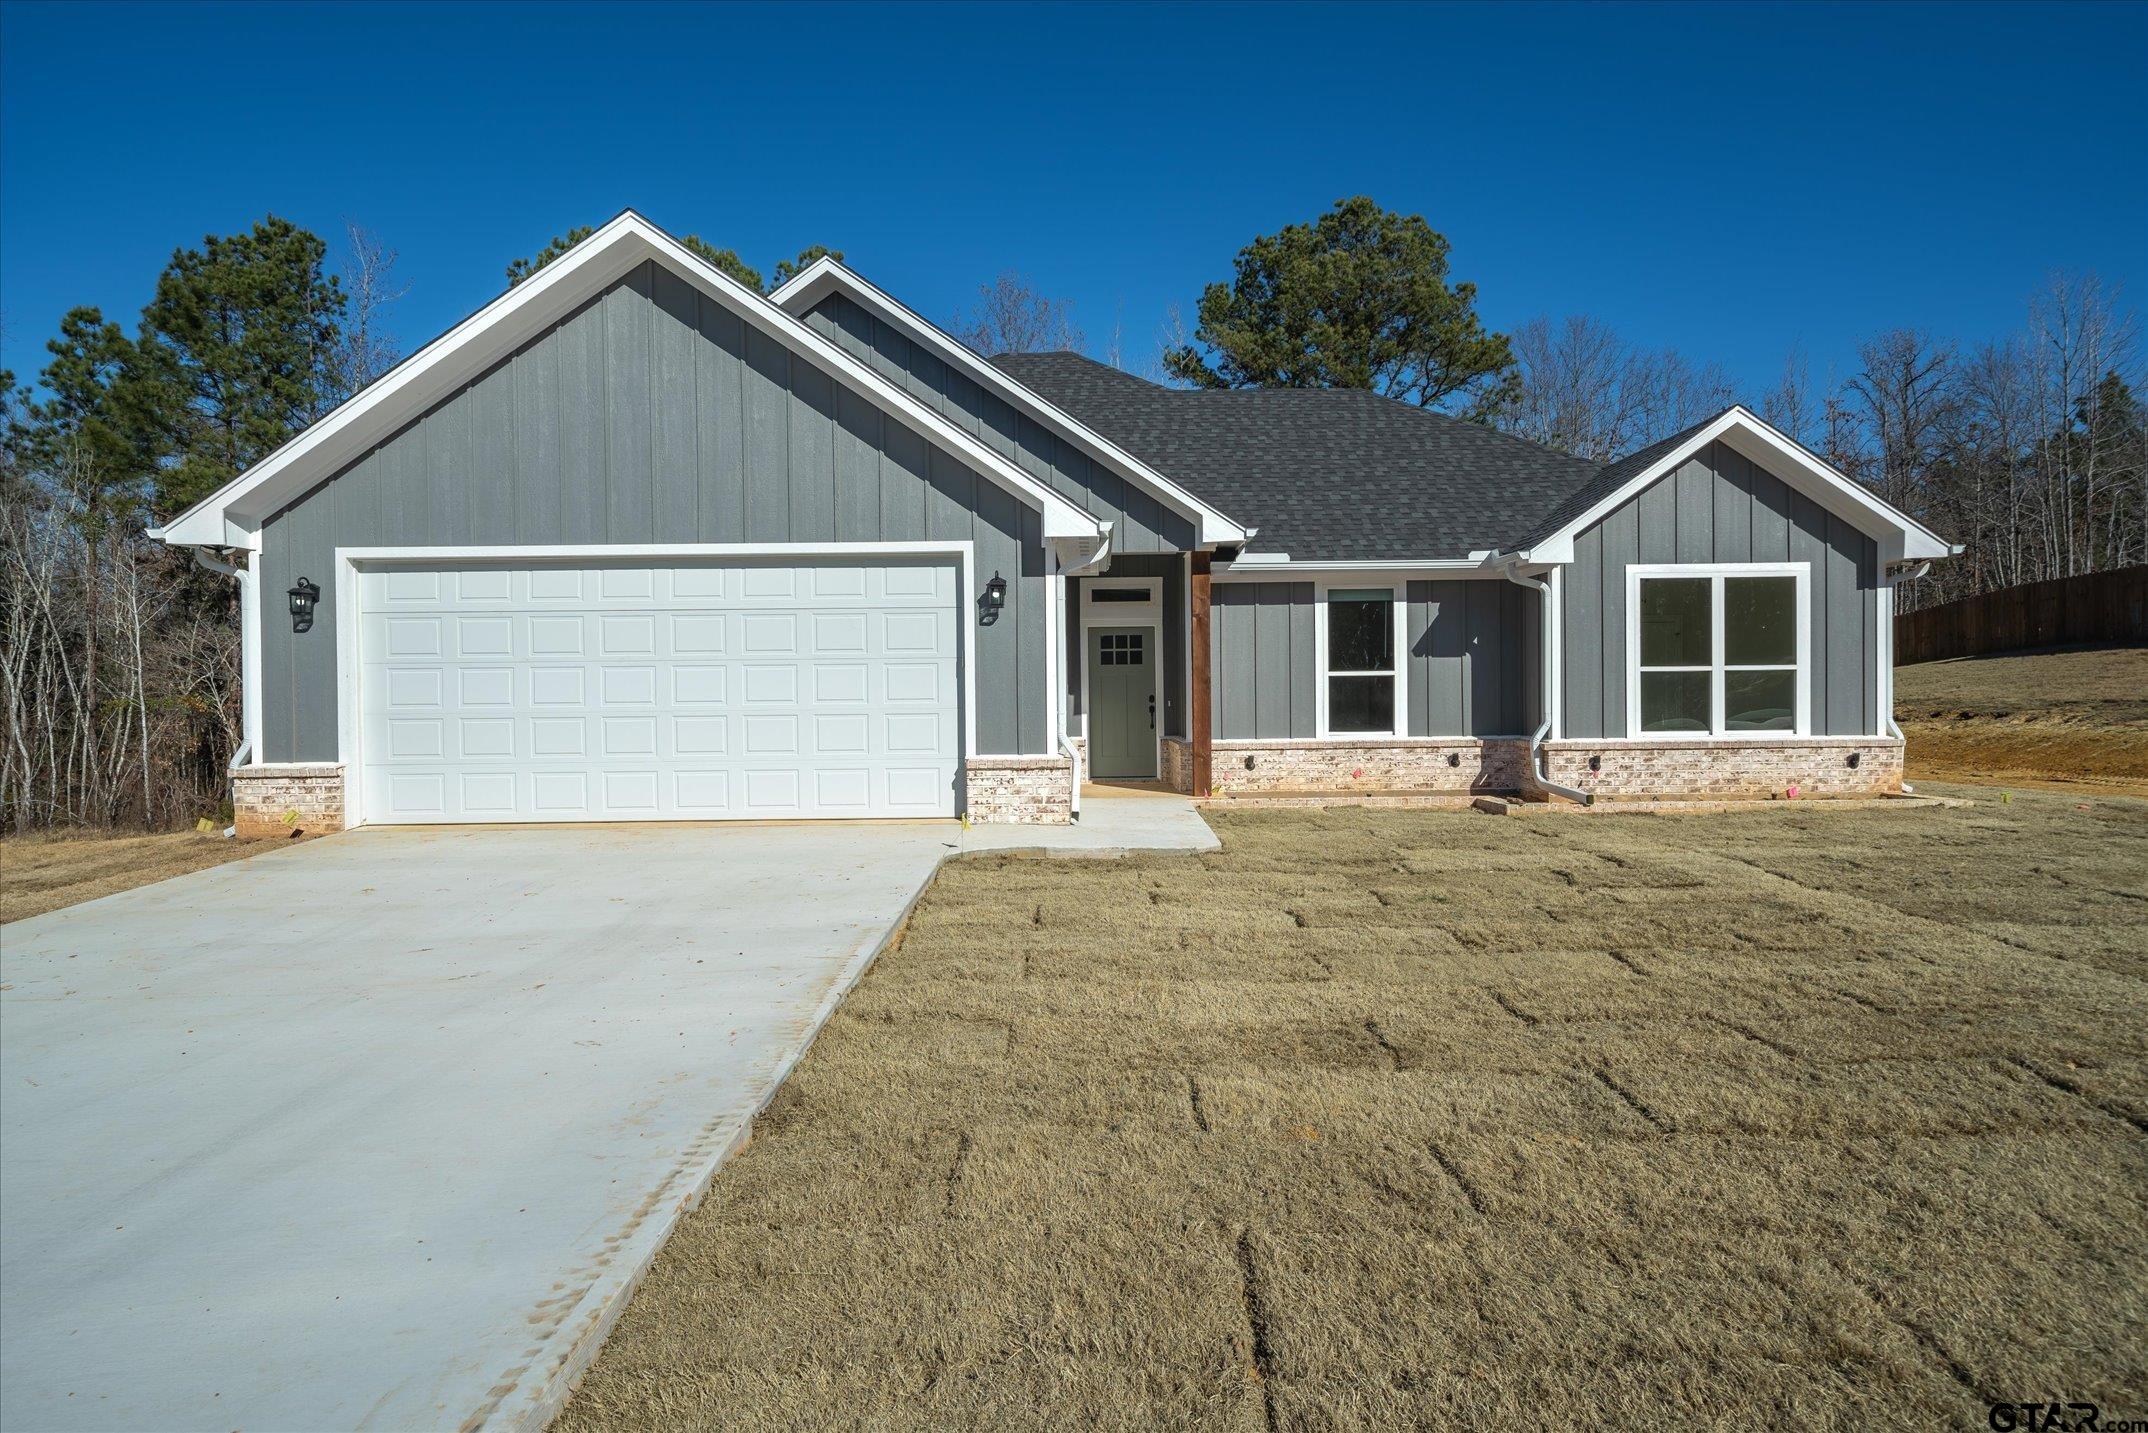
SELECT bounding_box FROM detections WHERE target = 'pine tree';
[131,217,346,516]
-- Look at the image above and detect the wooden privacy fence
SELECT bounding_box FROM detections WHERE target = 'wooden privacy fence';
[1895,566,2147,664]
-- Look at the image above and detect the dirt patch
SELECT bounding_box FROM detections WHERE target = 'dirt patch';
[1898,645,2148,795]
[558,790,2148,1429]
[1,829,300,924]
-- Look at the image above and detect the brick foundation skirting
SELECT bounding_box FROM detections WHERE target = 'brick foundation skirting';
[1212,738,1530,795]
[965,755,1073,825]
[232,763,346,838]
[1538,737,1903,798]
[1159,737,1194,794]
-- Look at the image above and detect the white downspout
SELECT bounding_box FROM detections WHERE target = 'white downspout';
[193,546,258,835]
[1498,556,1591,806]
[1061,730,1083,821]
[1882,560,1933,794]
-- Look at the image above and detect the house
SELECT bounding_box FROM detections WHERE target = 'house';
[151,211,1956,832]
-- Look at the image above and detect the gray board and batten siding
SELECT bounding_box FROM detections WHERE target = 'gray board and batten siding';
[1558,438,1881,739]
[259,262,1051,762]
[1208,579,1538,740]
[802,291,1198,554]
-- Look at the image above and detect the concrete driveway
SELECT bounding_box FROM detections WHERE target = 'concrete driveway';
[0,822,964,1431]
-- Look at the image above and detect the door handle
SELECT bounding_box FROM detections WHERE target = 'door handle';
[1147,694,1156,729]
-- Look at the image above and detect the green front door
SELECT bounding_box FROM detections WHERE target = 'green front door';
[1086,626,1157,779]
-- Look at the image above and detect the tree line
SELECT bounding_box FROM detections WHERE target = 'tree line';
[1144,197,2144,611]
[5,204,2137,831]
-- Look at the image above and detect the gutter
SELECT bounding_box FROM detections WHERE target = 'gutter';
[1496,556,1592,806]
[1882,559,1934,794]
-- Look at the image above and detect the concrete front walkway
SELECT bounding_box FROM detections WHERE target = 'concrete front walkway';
[0,803,1216,1433]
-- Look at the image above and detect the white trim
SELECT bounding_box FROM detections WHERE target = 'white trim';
[1547,566,1565,742]
[1313,580,1407,740]
[1079,576,1162,625]
[332,541,977,830]
[1521,407,1955,566]
[1077,579,1163,779]
[1044,555,1061,754]
[241,556,264,768]
[769,256,1250,548]
[152,212,1102,548]
[1623,562,1811,740]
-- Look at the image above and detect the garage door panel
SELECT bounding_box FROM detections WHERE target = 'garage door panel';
[359,558,958,823]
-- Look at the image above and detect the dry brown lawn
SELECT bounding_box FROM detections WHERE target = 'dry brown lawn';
[560,789,2148,1431]
[1898,645,2148,796]
[0,829,297,924]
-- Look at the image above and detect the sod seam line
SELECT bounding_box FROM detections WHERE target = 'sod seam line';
[2005,1055,2148,1137]
[1233,1230,1281,1433]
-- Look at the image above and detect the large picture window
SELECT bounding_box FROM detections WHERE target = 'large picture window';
[1630,565,1806,736]
[1323,588,1398,735]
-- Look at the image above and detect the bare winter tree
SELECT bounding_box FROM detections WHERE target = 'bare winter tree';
[328,222,408,405]
[1491,315,1734,461]
[1845,329,1957,513]
[952,272,1083,357]
[1760,346,1819,447]
[1818,274,2143,611]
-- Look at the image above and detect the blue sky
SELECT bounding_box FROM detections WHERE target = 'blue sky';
[3,0,2143,402]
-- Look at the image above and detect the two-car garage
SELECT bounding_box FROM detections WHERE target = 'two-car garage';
[352,555,961,823]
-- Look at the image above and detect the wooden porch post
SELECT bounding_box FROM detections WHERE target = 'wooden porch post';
[1189,551,1213,798]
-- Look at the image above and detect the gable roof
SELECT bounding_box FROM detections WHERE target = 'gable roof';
[151,212,1104,549]
[991,356,1957,566]
[990,353,1600,562]
[1511,404,1958,565]
[1510,409,1731,552]
[768,258,1249,546]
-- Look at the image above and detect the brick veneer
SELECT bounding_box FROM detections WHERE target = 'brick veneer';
[1538,738,1902,798]
[1160,737,1194,794]
[232,763,346,838]
[1211,738,1529,795]
[965,755,1073,824]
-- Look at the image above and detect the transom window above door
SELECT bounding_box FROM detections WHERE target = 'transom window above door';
[1323,587,1398,735]
[1629,565,1808,736]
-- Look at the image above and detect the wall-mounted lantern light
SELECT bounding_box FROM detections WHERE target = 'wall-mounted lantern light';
[289,577,320,633]
[979,571,1007,625]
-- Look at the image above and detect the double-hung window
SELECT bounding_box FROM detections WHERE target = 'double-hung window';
[1630,565,1807,736]
[1323,587,1400,735]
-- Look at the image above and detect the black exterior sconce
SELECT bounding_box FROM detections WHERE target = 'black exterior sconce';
[288,577,321,633]
[979,571,1007,625]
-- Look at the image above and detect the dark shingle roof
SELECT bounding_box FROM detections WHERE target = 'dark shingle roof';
[991,352,1625,561]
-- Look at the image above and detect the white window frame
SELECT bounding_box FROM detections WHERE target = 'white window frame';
[1313,581,1407,739]
[1624,562,1810,740]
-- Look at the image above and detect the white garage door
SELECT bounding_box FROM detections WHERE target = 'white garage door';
[356,558,960,823]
